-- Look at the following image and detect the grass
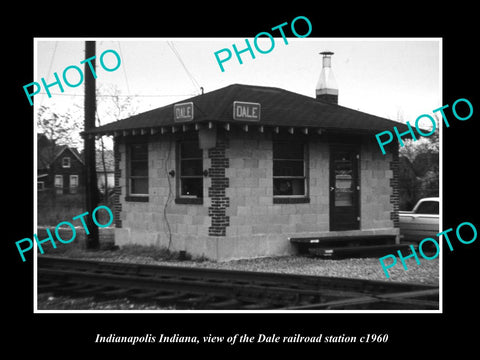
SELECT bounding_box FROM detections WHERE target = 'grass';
[38,230,203,263]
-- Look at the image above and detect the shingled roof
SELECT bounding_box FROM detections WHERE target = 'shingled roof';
[85,83,408,136]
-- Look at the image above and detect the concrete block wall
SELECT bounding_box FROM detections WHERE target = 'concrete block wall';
[223,130,330,258]
[360,138,395,230]
[114,134,211,256]
[113,131,399,261]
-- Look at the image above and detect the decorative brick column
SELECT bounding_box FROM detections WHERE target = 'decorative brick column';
[208,134,230,236]
[113,140,122,228]
[390,146,400,228]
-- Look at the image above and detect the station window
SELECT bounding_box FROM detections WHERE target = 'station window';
[127,143,149,199]
[273,140,309,203]
[177,139,203,203]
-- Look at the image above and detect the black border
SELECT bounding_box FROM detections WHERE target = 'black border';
[6,4,479,356]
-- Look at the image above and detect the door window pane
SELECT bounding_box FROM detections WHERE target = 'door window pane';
[333,152,355,207]
[334,162,353,206]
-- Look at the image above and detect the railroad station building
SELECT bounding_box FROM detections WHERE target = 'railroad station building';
[85,52,409,260]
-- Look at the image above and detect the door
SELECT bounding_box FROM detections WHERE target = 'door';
[330,145,360,231]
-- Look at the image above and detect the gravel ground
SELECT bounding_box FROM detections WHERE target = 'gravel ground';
[37,231,439,285]
[37,245,439,310]
[39,244,440,285]
[165,256,439,284]
[37,293,174,310]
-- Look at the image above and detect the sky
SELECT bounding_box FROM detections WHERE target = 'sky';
[34,38,441,132]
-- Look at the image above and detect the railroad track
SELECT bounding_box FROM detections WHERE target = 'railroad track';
[37,256,439,310]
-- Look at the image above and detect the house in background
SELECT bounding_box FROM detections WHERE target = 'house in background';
[96,149,115,194]
[37,134,85,195]
[37,134,115,196]
[37,133,52,192]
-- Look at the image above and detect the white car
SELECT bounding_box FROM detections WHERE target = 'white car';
[399,197,439,243]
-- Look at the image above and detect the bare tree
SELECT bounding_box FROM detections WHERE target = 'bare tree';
[37,86,138,201]
[95,84,138,201]
[96,84,138,124]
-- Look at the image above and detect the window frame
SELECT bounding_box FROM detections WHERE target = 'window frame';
[126,142,149,201]
[54,174,64,195]
[62,156,71,168]
[69,174,79,194]
[54,174,63,188]
[176,139,204,204]
[272,139,309,204]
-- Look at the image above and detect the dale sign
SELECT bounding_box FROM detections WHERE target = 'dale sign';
[233,101,261,121]
[174,102,194,122]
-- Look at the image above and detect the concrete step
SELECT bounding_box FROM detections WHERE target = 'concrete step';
[290,234,399,256]
[290,235,397,247]
[307,244,413,258]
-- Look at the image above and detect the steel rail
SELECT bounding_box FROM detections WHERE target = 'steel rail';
[284,288,440,310]
[37,256,439,310]
[37,256,435,292]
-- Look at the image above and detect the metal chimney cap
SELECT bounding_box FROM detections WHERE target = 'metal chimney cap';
[316,50,338,99]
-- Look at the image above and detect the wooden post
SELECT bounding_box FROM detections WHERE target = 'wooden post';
[84,41,100,250]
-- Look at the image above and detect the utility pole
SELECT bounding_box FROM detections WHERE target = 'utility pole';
[84,41,100,249]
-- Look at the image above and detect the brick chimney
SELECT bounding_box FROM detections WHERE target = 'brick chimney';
[315,51,338,104]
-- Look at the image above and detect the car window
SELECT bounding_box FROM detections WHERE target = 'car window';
[416,201,439,215]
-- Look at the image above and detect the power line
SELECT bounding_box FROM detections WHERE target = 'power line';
[44,41,58,84]
[37,92,198,98]
[117,41,131,95]
[40,41,58,108]
[167,41,201,94]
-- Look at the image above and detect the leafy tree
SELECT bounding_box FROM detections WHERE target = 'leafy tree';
[37,105,83,149]
[398,117,439,209]
[36,105,83,172]
[399,156,417,210]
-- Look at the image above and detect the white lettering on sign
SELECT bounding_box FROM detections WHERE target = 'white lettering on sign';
[174,102,194,122]
[233,101,261,121]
